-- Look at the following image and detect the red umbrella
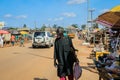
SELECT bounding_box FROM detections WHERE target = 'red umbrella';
[0,30,9,34]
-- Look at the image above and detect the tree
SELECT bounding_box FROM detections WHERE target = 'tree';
[93,23,99,29]
[52,24,58,29]
[71,24,79,28]
[41,24,46,31]
[23,24,27,28]
[58,26,64,30]
[9,27,18,30]
[81,24,86,30]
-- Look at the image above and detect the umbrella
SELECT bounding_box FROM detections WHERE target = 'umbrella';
[96,5,120,29]
[96,12,120,28]
[11,30,20,35]
[110,5,120,12]
[20,31,29,34]
[0,30,9,34]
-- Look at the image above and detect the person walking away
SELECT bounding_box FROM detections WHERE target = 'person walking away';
[11,35,15,46]
[15,35,19,45]
[19,35,25,47]
[54,28,78,80]
[0,34,4,48]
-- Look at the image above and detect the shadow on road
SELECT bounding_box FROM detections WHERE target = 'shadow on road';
[34,78,48,80]
[28,53,53,60]
[28,46,51,49]
[81,66,98,74]
[13,52,21,54]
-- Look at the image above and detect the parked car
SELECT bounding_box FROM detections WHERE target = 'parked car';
[32,31,54,48]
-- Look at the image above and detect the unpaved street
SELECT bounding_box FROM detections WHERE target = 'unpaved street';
[0,38,99,80]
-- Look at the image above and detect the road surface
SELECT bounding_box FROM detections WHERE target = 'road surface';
[0,38,99,80]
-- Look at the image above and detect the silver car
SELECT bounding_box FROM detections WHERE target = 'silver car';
[32,31,54,48]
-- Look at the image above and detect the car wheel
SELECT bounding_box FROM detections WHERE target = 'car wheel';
[51,43,53,47]
[47,44,51,48]
[32,45,36,48]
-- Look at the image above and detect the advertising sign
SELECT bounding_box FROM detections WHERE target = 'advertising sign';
[0,22,5,29]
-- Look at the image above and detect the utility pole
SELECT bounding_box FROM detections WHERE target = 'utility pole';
[89,9,95,31]
[86,0,90,42]
[88,9,95,45]
[34,21,37,31]
[86,0,95,43]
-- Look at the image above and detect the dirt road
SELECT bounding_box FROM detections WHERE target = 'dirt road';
[0,38,99,80]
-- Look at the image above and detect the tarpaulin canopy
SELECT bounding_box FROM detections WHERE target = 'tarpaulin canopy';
[20,31,29,34]
[95,5,120,29]
[11,30,20,35]
[0,30,9,34]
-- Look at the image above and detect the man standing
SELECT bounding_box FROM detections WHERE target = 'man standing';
[54,28,78,80]
[19,35,25,47]
[11,35,15,46]
[0,34,4,48]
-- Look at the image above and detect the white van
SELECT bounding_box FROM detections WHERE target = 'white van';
[32,31,54,48]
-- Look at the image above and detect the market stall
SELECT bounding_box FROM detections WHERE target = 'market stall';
[93,5,120,80]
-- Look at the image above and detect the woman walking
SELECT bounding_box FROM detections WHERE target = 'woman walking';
[19,35,25,47]
[54,28,78,80]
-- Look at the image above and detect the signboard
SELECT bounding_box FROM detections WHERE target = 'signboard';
[0,22,5,29]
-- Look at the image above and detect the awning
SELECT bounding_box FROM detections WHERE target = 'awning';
[0,30,9,34]
[95,5,120,29]
[20,31,29,34]
[11,30,20,35]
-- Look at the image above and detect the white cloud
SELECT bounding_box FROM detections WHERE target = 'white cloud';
[4,14,12,18]
[54,17,64,21]
[48,18,52,21]
[62,12,76,17]
[48,17,64,21]
[100,9,109,13]
[67,0,87,5]
[16,15,27,19]
[4,14,27,19]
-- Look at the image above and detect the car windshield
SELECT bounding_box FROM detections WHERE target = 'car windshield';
[34,32,45,37]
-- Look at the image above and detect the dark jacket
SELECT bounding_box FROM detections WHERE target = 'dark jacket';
[54,36,76,77]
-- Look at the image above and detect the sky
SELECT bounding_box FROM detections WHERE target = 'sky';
[0,0,120,29]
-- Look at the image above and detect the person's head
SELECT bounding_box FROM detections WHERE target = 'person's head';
[56,28,64,38]
[1,34,3,36]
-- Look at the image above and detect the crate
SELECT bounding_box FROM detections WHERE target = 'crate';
[96,51,110,60]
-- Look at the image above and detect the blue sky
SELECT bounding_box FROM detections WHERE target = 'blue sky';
[0,0,120,28]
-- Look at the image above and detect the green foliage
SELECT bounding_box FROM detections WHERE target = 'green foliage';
[81,24,86,30]
[41,24,46,31]
[58,26,64,30]
[23,24,27,28]
[71,24,78,28]
[9,27,18,30]
[53,24,57,29]
[93,23,99,29]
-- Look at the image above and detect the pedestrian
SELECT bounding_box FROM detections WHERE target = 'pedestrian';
[0,34,4,48]
[54,28,78,80]
[11,35,15,46]
[19,35,25,47]
[15,35,19,45]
